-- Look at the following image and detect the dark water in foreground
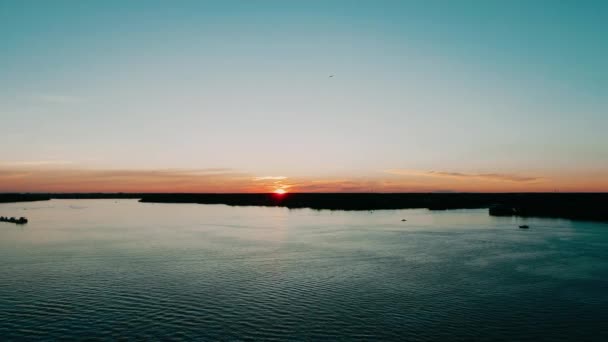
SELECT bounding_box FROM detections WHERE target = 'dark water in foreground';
[1,200,607,341]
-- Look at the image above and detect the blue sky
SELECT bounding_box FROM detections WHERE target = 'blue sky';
[1,1,606,192]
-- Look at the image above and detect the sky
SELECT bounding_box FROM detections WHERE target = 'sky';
[1,0,607,193]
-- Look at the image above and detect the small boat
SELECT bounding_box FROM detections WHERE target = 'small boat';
[519,225,529,229]
[401,219,407,222]
[1,216,28,224]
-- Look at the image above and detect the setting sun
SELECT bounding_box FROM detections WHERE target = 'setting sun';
[274,188,287,195]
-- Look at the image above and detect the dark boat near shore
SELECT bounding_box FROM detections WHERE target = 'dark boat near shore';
[519,225,529,229]
[0,216,28,224]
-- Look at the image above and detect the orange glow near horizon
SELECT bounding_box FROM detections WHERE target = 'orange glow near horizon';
[0,166,607,193]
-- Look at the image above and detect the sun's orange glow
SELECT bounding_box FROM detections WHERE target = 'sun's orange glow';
[1,165,607,193]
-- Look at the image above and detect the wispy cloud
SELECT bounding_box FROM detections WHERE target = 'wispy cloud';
[6,165,600,193]
[429,171,540,182]
[155,168,236,175]
[0,170,32,179]
[1,166,605,192]
[384,169,543,183]
[253,176,287,181]
[291,180,376,192]
[0,160,74,167]
[0,167,251,193]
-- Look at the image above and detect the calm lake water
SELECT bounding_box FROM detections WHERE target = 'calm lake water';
[1,199,607,341]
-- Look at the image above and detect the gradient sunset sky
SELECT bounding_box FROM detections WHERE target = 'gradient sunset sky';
[1,1,606,193]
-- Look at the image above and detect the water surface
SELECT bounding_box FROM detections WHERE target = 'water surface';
[1,200,607,340]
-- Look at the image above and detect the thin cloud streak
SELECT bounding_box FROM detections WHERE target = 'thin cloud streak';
[0,160,74,167]
[0,167,251,193]
[1,167,605,193]
[384,169,543,183]
[253,176,287,181]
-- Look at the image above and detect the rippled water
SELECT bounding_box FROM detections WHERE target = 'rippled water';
[1,199,607,341]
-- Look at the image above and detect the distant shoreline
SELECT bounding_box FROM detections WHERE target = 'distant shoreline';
[2,193,607,222]
[0,194,52,203]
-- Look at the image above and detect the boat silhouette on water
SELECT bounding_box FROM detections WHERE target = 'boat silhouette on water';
[519,225,529,229]
[0,216,28,224]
